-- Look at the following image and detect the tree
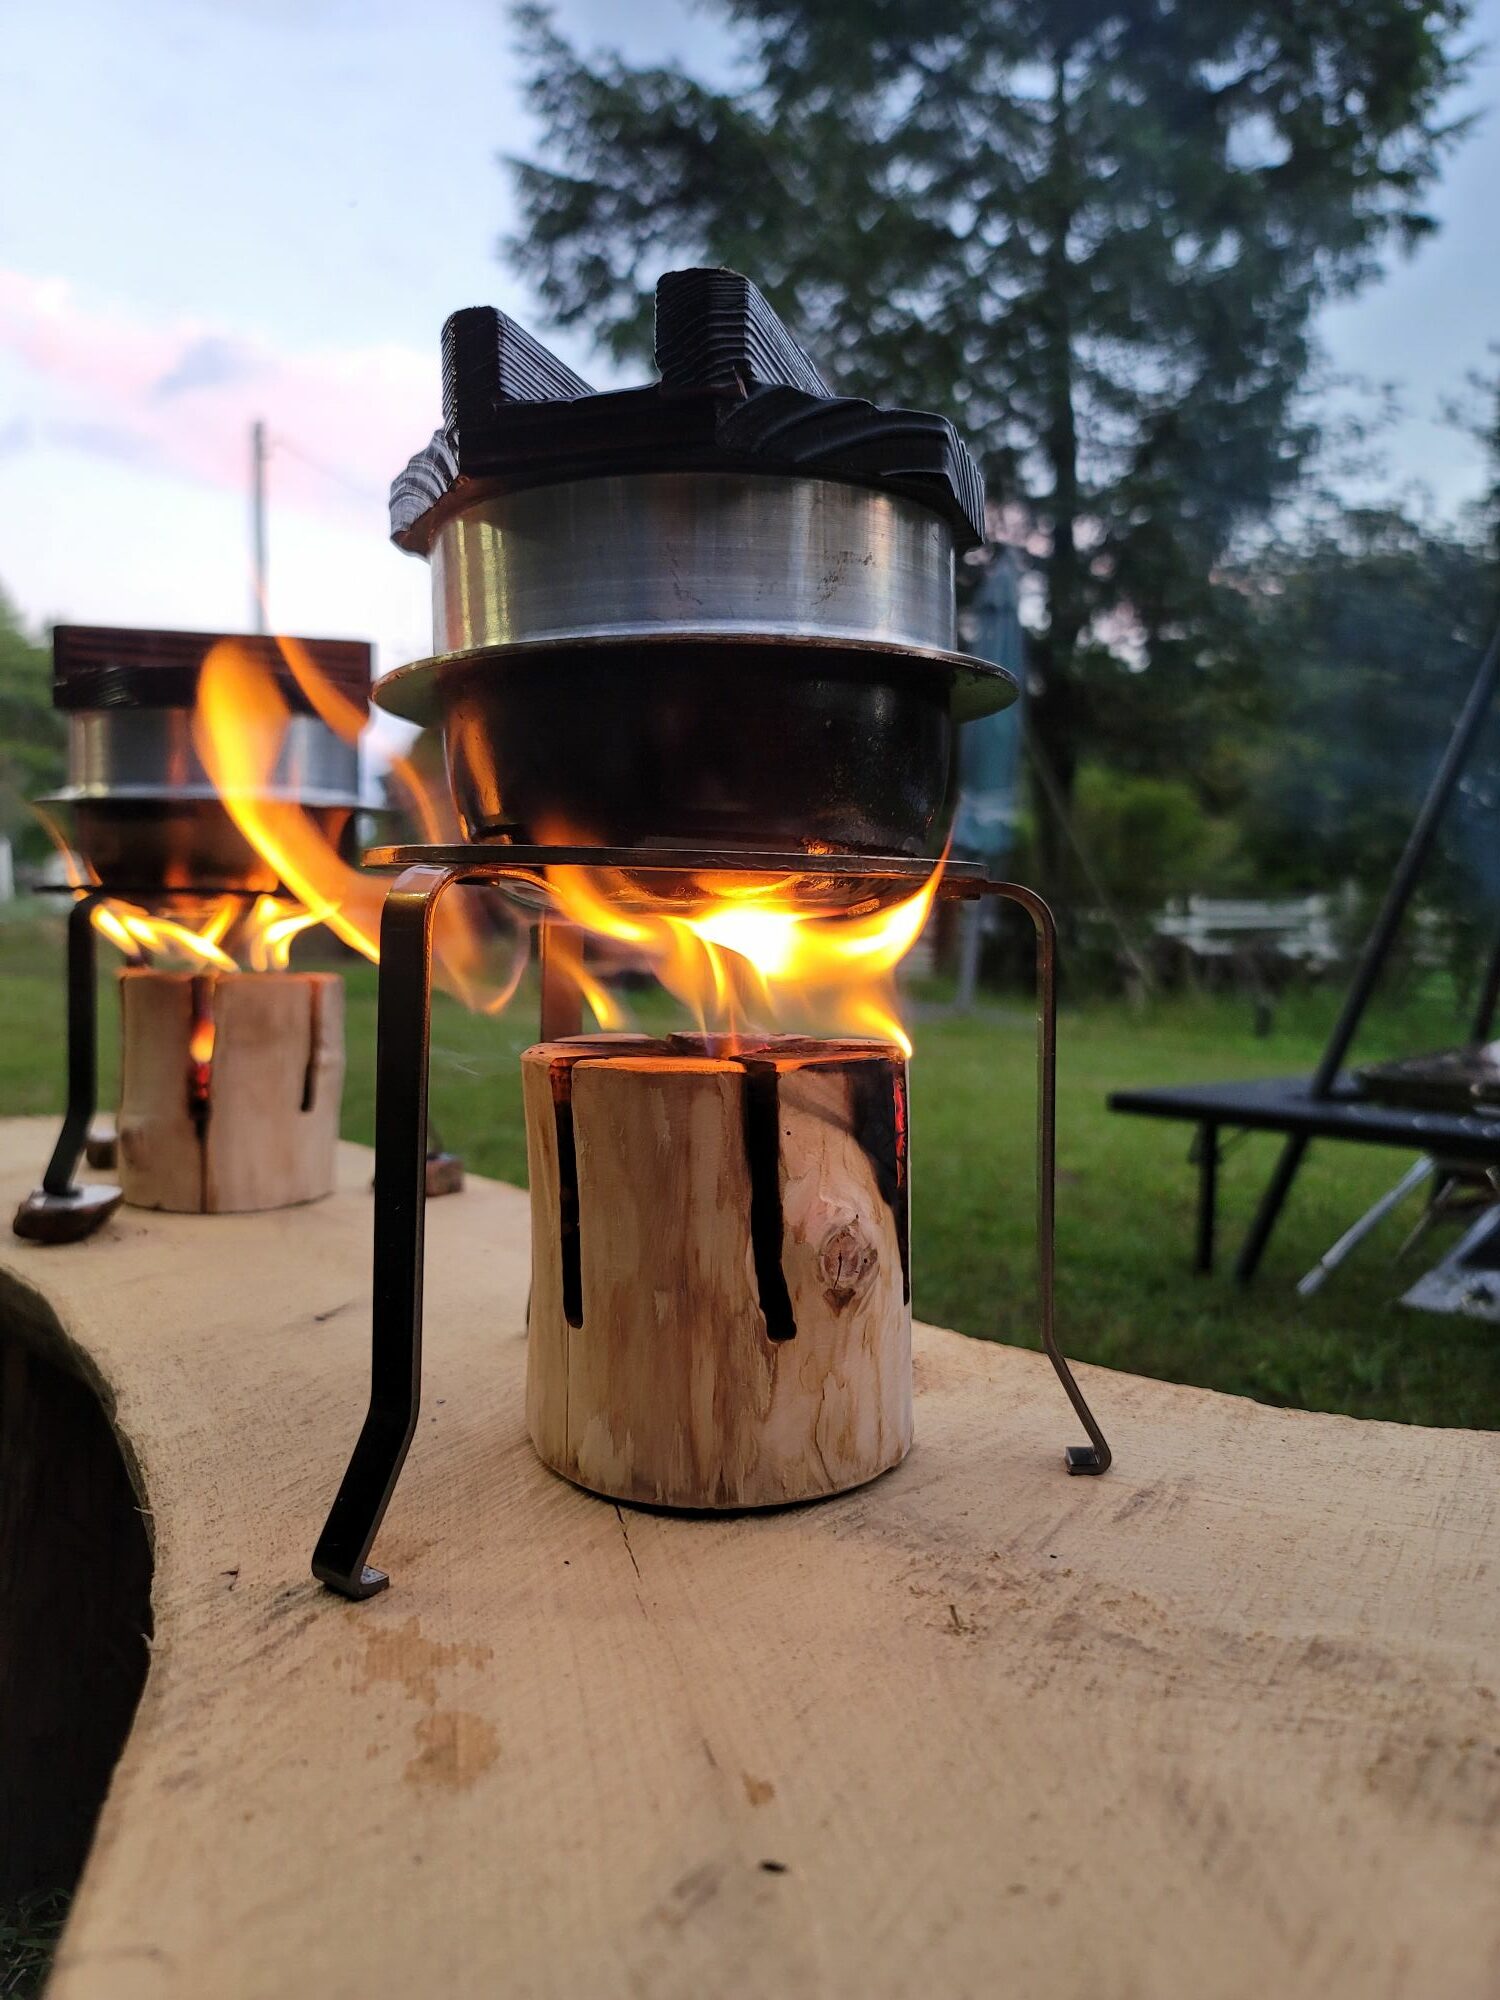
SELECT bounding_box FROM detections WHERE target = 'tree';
[0,590,62,867]
[1236,507,1499,928]
[507,0,1473,893]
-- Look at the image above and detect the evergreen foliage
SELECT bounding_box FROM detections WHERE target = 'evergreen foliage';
[0,592,62,865]
[507,0,1475,891]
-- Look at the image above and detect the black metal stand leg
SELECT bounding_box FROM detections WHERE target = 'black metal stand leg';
[1235,1133,1308,1284]
[42,890,105,1196]
[985,882,1111,1474]
[1194,1122,1218,1275]
[313,865,457,1600]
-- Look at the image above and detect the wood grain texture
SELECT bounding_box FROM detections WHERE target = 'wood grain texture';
[522,1039,911,1508]
[0,1116,1496,1999]
[116,970,344,1214]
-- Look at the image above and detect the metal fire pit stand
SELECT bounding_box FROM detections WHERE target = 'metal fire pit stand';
[312,845,1111,1601]
[15,884,277,1236]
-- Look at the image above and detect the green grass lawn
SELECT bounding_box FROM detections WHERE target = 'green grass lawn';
[4,900,1497,1430]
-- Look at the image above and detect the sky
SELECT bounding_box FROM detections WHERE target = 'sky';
[2,0,1498,693]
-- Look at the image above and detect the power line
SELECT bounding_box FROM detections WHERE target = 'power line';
[271,433,387,509]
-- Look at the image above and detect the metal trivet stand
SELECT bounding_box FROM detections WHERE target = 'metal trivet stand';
[17,882,284,1233]
[313,844,1113,1601]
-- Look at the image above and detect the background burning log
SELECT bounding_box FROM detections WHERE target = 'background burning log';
[522,1033,912,1508]
[117,969,344,1214]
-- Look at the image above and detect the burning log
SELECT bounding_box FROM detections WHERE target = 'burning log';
[116,969,344,1214]
[522,1033,912,1508]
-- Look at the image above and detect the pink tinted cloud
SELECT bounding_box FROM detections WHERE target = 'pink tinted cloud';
[0,269,435,519]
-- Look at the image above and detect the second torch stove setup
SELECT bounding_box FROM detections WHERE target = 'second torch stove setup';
[17,626,369,1237]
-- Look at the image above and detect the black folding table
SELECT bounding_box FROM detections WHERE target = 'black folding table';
[1109,612,1500,1282]
[1109,1073,1500,1276]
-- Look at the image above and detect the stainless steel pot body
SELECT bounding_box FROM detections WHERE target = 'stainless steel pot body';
[59,708,360,808]
[45,708,362,894]
[43,704,362,892]
[428,472,958,659]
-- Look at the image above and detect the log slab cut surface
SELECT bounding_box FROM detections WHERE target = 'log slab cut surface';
[0,1115,1495,1999]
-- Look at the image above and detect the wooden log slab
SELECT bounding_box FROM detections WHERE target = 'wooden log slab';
[117,969,344,1213]
[522,1035,911,1508]
[0,1115,1496,1999]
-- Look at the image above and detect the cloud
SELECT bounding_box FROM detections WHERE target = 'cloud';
[0,414,148,466]
[152,333,258,400]
[0,412,148,466]
[0,269,435,524]
[50,418,154,465]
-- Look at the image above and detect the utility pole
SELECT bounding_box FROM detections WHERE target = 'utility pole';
[250,419,269,632]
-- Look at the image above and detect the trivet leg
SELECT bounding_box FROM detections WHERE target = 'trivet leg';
[985,882,1112,1474]
[313,865,457,1599]
[42,889,105,1197]
[14,889,122,1242]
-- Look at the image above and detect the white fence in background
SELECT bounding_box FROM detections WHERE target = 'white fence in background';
[1153,893,1347,970]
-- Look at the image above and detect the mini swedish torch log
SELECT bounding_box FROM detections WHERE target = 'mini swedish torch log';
[522,1033,912,1508]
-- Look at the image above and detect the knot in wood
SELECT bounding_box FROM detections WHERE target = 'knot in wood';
[818,1219,879,1311]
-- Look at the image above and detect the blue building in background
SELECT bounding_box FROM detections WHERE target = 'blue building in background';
[948,549,1027,1005]
[953,549,1026,872]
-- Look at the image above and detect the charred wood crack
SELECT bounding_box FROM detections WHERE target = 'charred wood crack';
[844,1058,911,1302]
[549,1059,583,1328]
[738,1060,797,1342]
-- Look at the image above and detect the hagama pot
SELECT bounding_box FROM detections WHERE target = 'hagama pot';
[43,627,369,894]
[376,270,1015,860]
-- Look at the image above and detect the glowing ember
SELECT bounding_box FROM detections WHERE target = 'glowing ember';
[188,1014,216,1066]
[187,982,216,1121]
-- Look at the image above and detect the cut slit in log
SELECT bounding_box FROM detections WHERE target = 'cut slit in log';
[522,1033,913,1509]
[116,969,344,1214]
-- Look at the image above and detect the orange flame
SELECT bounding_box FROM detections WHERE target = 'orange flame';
[41,644,935,1046]
[33,804,315,972]
[540,842,944,1057]
[187,980,215,1116]
[193,639,525,1008]
[192,640,386,961]
[37,643,525,1004]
